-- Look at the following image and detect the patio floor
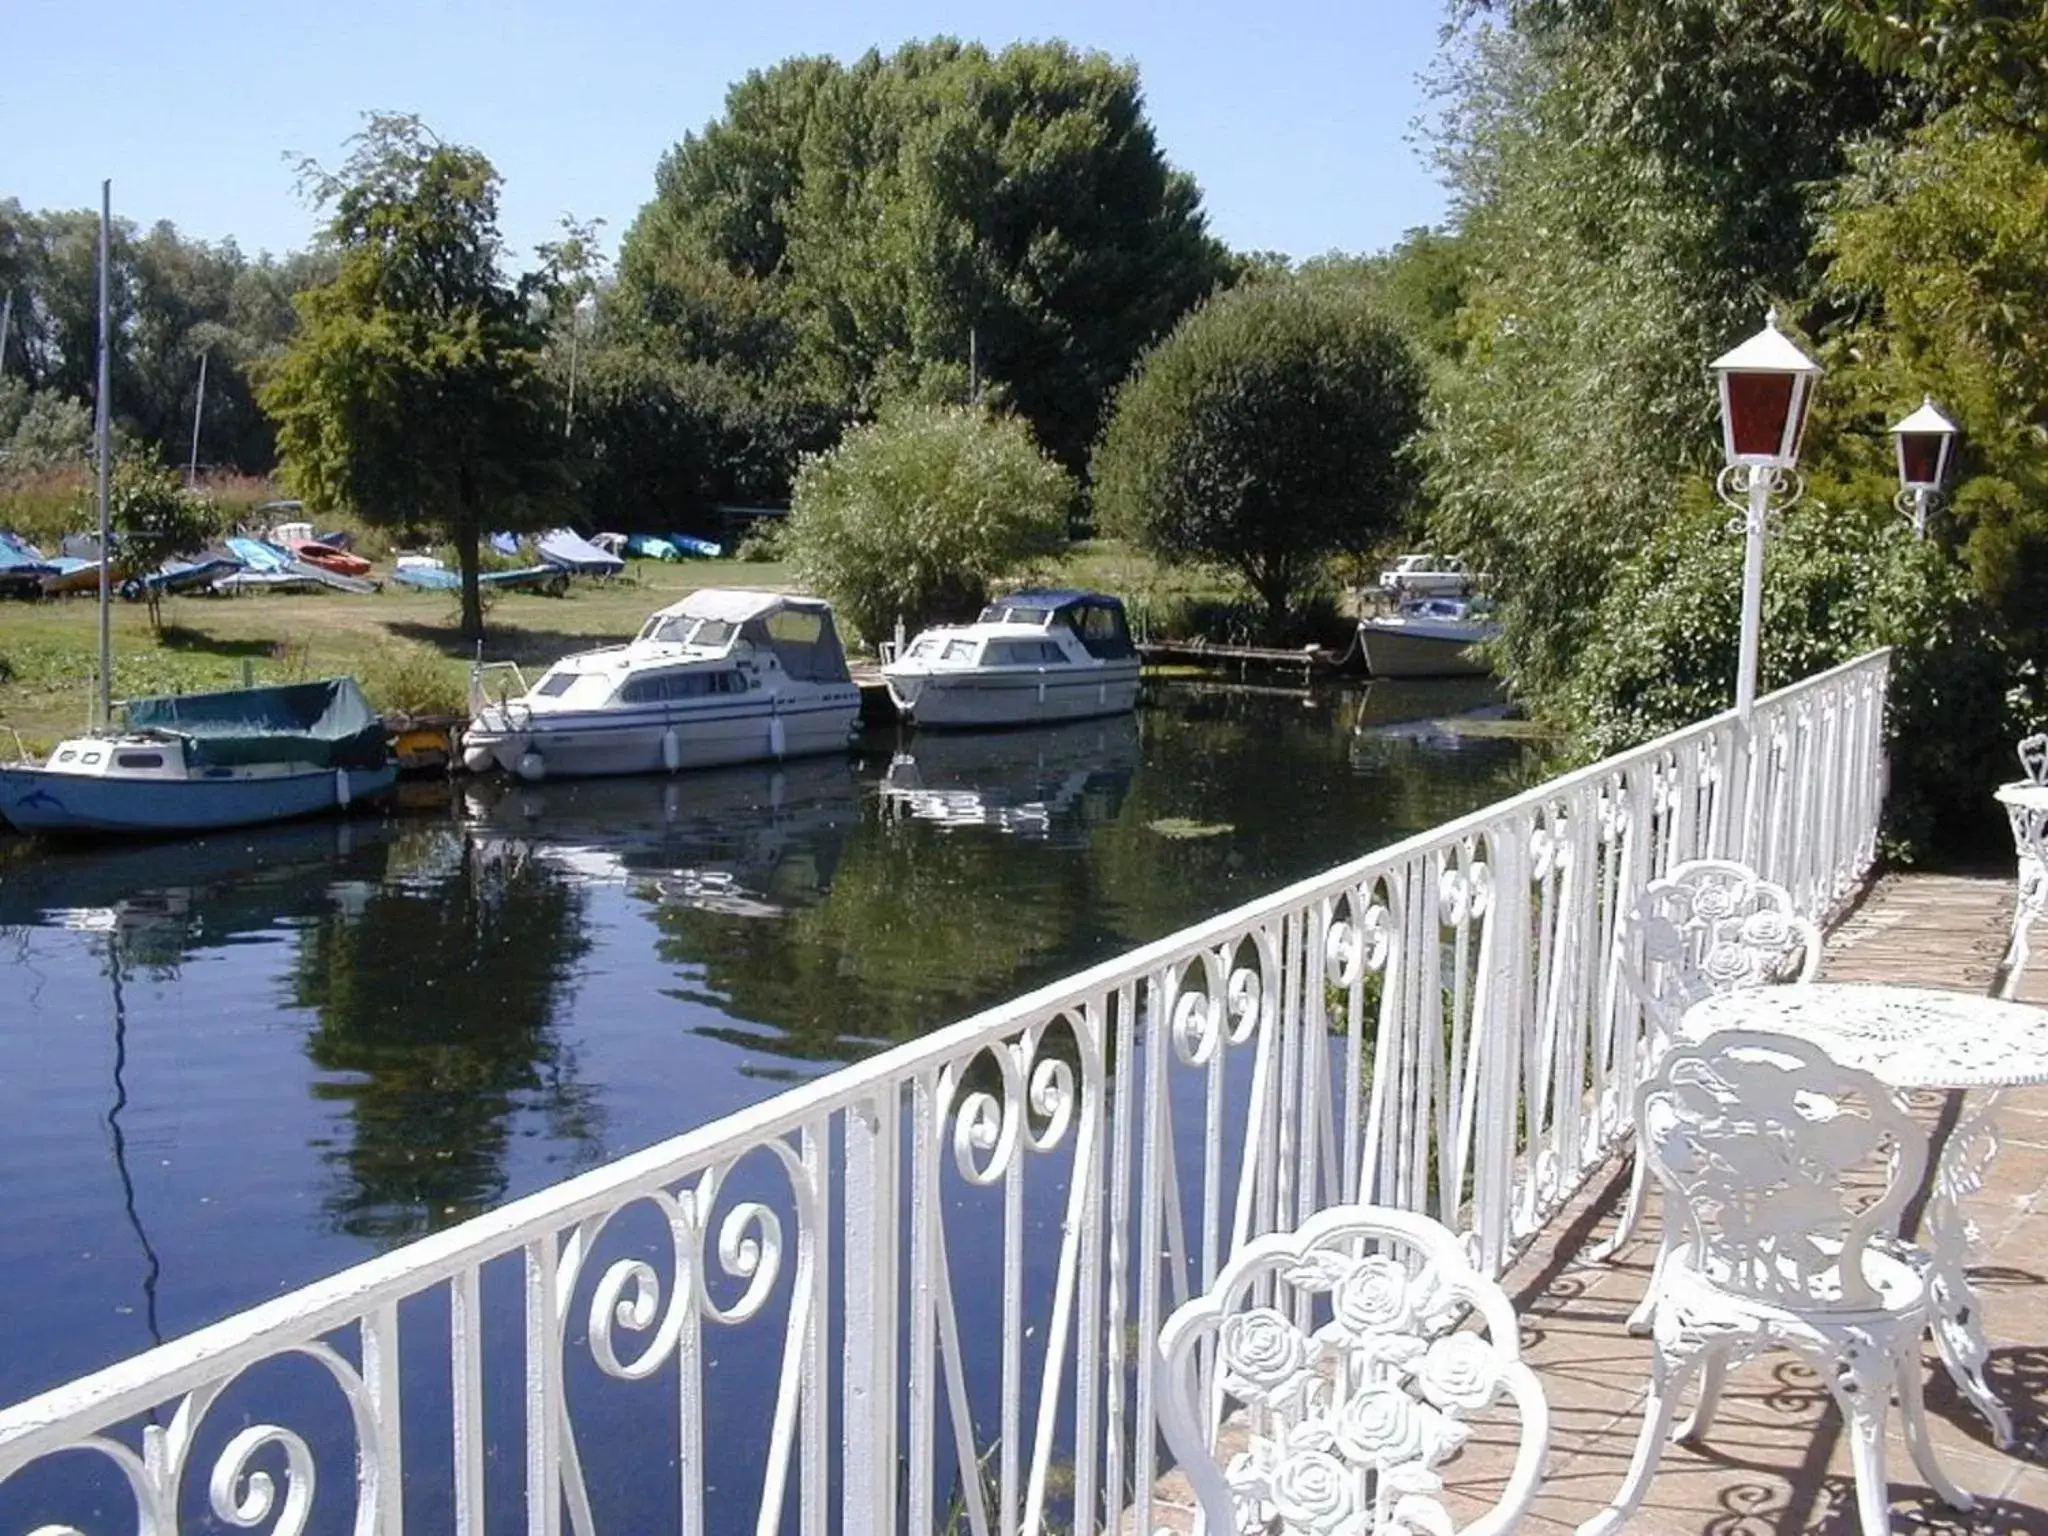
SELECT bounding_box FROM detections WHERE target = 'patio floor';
[1142,870,2048,1533]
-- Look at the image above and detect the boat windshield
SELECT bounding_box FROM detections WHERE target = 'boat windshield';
[638,614,740,648]
[978,602,1051,626]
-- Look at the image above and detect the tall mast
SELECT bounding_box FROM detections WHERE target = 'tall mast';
[95,181,113,732]
[187,347,208,485]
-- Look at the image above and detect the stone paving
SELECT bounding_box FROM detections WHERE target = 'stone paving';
[1136,870,2048,1533]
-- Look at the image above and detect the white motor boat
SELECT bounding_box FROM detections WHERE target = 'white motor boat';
[1377,553,1478,600]
[1358,597,1500,679]
[461,589,861,781]
[882,589,1141,728]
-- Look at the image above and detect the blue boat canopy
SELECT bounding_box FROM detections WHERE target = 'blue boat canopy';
[124,678,390,772]
[977,589,1135,661]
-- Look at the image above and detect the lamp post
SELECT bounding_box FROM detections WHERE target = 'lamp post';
[1889,396,1957,539]
[1709,309,1822,720]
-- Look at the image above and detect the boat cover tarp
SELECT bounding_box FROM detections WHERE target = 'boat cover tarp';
[625,533,681,561]
[0,532,58,577]
[125,678,389,771]
[668,532,724,558]
[538,529,625,575]
[491,531,521,556]
[226,536,295,573]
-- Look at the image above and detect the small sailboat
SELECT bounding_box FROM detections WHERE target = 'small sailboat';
[0,184,396,837]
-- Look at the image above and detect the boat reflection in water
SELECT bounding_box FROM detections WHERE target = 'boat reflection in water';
[463,755,864,919]
[879,713,1141,843]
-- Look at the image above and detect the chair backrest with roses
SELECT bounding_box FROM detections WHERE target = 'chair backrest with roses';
[1153,1204,1549,1536]
[1616,858,1821,1058]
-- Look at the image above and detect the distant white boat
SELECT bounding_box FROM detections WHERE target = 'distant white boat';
[1377,553,1478,600]
[461,588,861,781]
[882,589,1141,728]
[1358,597,1500,679]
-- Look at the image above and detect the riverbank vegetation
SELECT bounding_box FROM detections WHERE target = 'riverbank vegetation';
[4,8,2041,848]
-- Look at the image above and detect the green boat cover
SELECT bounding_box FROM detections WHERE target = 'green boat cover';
[123,678,390,771]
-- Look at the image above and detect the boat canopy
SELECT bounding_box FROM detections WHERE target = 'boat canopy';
[643,589,852,683]
[124,678,390,771]
[977,589,1136,662]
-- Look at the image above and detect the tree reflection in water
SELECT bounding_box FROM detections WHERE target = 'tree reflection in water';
[292,826,601,1245]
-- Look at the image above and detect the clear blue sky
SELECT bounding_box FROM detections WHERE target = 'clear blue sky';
[5,0,1451,268]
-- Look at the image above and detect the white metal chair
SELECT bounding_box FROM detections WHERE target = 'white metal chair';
[1154,1204,1549,1536]
[1577,1030,1971,1536]
[2000,735,2047,999]
[2018,732,2048,786]
[1602,858,1822,1267]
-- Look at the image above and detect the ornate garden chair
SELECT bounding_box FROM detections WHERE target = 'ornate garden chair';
[2001,734,2048,999]
[1601,858,1822,1278]
[1576,1031,1970,1536]
[2019,732,2048,787]
[1154,1204,1548,1536]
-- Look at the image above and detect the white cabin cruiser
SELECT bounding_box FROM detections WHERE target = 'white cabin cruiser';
[461,589,861,781]
[1358,597,1500,679]
[882,589,1141,728]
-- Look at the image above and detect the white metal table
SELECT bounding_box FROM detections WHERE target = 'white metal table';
[1683,982,2048,1448]
[1995,781,2046,998]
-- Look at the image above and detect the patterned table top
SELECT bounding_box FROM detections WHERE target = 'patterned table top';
[1997,782,2048,813]
[1682,983,2048,1089]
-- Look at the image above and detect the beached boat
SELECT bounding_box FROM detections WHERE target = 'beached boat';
[881,589,1142,728]
[1357,597,1500,679]
[537,529,625,576]
[460,588,861,781]
[0,678,396,835]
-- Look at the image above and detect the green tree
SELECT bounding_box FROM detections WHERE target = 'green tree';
[614,40,1232,478]
[261,114,567,639]
[1092,281,1426,638]
[100,460,222,631]
[785,401,1071,644]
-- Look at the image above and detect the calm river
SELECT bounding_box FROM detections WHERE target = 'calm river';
[0,676,1529,1518]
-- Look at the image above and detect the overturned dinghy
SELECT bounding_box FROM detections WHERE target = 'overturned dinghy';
[462,588,861,780]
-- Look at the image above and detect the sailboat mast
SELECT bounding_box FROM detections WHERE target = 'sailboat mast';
[95,181,113,732]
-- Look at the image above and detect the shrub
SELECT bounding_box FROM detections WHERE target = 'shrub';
[1562,485,2028,858]
[358,643,468,718]
[785,403,1072,646]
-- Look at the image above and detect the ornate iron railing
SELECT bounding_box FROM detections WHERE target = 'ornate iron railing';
[0,650,1891,1535]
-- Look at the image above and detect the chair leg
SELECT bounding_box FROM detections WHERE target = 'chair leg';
[1625,1226,1674,1337]
[1825,1351,1896,1536]
[1676,1353,1725,1444]
[1898,1336,1974,1512]
[1593,1146,1650,1262]
[1575,1343,1705,1536]
[1998,906,2032,1000]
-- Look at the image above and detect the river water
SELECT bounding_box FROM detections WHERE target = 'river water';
[0,676,1530,1520]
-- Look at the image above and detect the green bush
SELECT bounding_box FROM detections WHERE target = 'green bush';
[785,403,1072,645]
[1563,486,2029,858]
[359,642,469,718]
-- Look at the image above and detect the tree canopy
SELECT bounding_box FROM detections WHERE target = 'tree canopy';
[260,115,567,639]
[1093,280,1426,637]
[611,39,1234,488]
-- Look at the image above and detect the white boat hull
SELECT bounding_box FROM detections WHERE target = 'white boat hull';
[1358,622,1496,680]
[463,693,861,780]
[0,763,396,834]
[884,663,1141,728]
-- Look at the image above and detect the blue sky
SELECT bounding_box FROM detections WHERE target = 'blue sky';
[5,0,1451,268]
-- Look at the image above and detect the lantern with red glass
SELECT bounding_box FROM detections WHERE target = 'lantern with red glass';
[1890,396,1957,493]
[1709,309,1823,470]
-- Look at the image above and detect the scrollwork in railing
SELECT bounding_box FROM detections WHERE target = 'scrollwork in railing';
[1321,884,1391,989]
[942,1015,1090,1186]
[1168,928,1277,1068]
[1436,852,1492,928]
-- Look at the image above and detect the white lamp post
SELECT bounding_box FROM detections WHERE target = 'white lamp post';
[1709,309,1822,720]
[1889,396,1957,539]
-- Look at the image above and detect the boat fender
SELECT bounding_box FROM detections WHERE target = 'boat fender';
[661,727,682,772]
[336,768,351,808]
[517,750,547,783]
[1037,672,1047,705]
[768,700,786,760]
[460,737,496,775]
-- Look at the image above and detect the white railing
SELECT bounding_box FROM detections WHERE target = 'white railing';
[0,650,1891,1535]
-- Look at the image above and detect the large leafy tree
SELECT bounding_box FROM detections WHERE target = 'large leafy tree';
[261,115,566,639]
[614,40,1232,480]
[1092,281,1426,638]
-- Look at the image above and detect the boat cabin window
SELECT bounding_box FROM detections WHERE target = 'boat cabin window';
[978,601,1051,626]
[114,752,165,769]
[638,615,739,648]
[941,639,981,664]
[56,748,76,763]
[907,636,946,661]
[536,671,581,698]
[80,750,104,765]
[1063,600,1135,661]
[984,639,1066,666]
[618,669,745,704]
